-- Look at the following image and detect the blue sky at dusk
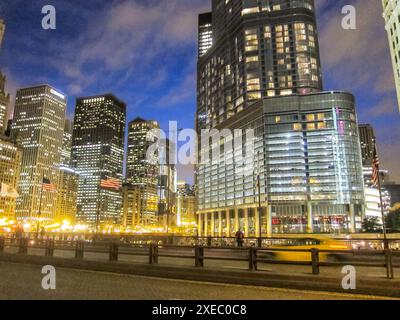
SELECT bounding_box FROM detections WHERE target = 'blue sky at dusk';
[0,0,399,183]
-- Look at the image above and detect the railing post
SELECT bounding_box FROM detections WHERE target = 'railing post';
[207,236,212,247]
[153,244,159,264]
[19,238,28,255]
[45,239,54,257]
[195,246,204,267]
[249,247,257,271]
[385,249,394,279]
[311,248,320,275]
[257,238,263,248]
[149,244,153,264]
[0,237,4,252]
[148,244,159,265]
[109,243,119,262]
[75,241,84,260]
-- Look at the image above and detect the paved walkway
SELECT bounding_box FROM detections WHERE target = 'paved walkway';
[0,262,392,300]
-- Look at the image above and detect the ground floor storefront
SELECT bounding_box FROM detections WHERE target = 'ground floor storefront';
[197,204,363,237]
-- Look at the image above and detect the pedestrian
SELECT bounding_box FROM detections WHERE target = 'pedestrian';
[235,229,244,247]
[40,227,46,239]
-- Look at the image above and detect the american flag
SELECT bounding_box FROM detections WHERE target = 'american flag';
[100,177,121,190]
[42,178,56,191]
[372,144,380,188]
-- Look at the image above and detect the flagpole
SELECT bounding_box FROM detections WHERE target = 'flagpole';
[374,141,388,250]
[36,173,45,238]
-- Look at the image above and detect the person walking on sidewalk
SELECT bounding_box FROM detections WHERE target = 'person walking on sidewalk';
[235,230,244,247]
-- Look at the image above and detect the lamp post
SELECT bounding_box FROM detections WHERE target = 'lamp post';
[256,151,262,248]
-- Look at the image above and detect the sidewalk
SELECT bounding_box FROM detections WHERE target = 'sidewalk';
[0,252,399,299]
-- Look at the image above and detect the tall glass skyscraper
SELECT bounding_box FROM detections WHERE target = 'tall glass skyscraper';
[196,0,365,236]
[72,94,125,227]
[197,0,322,132]
[383,0,400,112]
[12,85,67,223]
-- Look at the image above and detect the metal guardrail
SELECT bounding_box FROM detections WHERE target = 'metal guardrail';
[0,236,397,279]
[3,233,400,250]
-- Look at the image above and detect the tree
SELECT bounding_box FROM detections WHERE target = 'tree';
[386,205,400,232]
[362,217,381,233]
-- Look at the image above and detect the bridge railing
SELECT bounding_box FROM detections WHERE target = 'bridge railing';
[0,236,397,279]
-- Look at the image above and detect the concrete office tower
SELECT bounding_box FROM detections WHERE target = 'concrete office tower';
[196,92,365,236]
[0,135,22,220]
[198,12,213,57]
[72,94,125,228]
[383,0,400,112]
[0,73,10,134]
[126,118,160,226]
[122,184,142,230]
[12,85,66,223]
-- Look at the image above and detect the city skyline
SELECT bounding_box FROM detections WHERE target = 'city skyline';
[0,0,399,184]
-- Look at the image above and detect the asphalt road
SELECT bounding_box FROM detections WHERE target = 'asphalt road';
[0,261,392,300]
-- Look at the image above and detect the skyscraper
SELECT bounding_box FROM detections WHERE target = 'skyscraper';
[196,0,365,236]
[0,135,22,220]
[72,94,125,228]
[56,119,78,223]
[12,85,66,223]
[126,118,160,225]
[158,138,177,229]
[197,0,322,132]
[0,73,10,134]
[383,0,400,112]
[198,12,213,57]
[359,124,376,166]
[122,184,142,230]
[358,124,388,187]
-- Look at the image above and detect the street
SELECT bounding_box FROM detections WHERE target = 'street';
[0,261,394,300]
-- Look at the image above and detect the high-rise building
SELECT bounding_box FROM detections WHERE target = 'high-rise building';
[198,12,213,57]
[0,135,22,220]
[0,19,5,50]
[176,181,197,230]
[0,73,10,134]
[197,0,322,132]
[383,0,400,112]
[56,119,78,224]
[122,184,142,230]
[358,124,376,166]
[197,92,365,236]
[72,94,126,228]
[196,1,365,236]
[126,118,160,225]
[158,139,177,229]
[12,85,66,223]
[61,119,73,166]
[358,124,388,187]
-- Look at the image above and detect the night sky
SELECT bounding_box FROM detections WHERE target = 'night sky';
[0,0,399,184]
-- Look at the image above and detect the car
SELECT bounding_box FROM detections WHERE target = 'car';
[260,237,352,263]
